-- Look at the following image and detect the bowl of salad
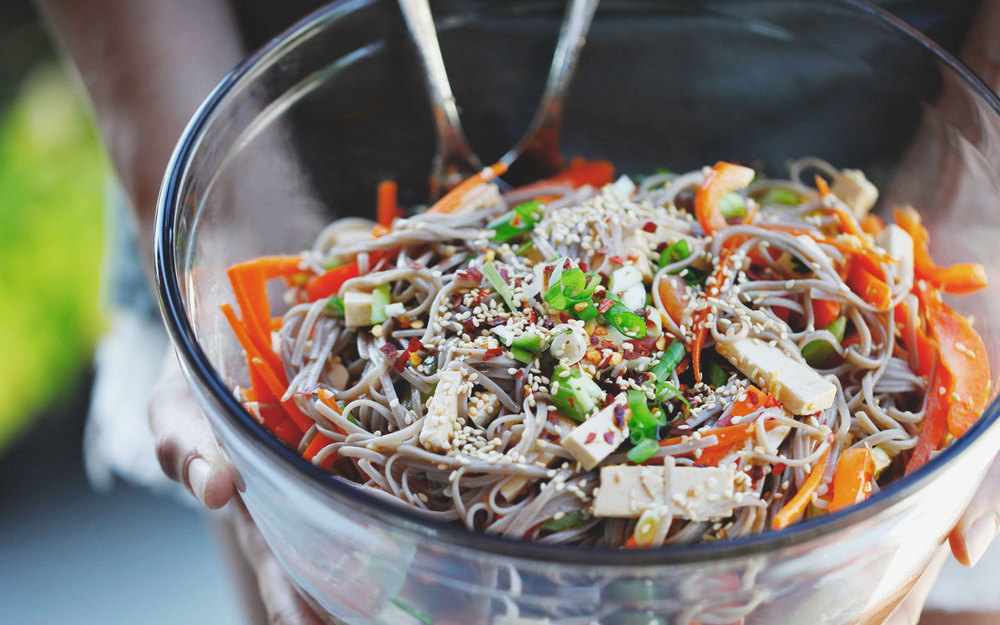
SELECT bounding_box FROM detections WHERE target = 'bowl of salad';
[156,1,1000,623]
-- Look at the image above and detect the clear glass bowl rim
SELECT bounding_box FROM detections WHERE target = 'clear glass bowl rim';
[154,0,1000,567]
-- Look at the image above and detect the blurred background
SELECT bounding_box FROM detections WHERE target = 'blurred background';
[0,1,242,623]
[0,0,995,624]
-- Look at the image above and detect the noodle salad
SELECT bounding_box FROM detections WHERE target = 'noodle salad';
[221,157,990,547]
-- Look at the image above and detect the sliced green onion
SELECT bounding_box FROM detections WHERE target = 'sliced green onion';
[659,239,691,269]
[705,359,729,388]
[545,268,601,320]
[512,331,544,352]
[627,438,660,463]
[551,365,604,422]
[758,187,802,206]
[602,295,647,340]
[801,316,848,367]
[510,346,534,364]
[320,255,345,270]
[514,240,535,255]
[482,261,517,312]
[650,340,685,381]
[488,201,544,242]
[871,444,892,479]
[539,510,590,533]
[627,389,665,445]
[491,325,515,346]
[369,284,392,324]
[718,191,747,219]
[345,412,360,427]
[326,294,345,317]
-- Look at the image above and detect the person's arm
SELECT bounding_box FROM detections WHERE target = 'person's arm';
[35,0,244,262]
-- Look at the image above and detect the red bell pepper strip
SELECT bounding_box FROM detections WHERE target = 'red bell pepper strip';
[906,361,952,473]
[376,180,404,227]
[894,206,988,294]
[695,161,755,236]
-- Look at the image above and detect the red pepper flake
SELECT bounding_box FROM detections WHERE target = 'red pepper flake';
[603,431,616,444]
[564,259,573,269]
[483,347,503,361]
[598,298,614,313]
[747,465,766,488]
[590,334,600,346]
[609,255,625,264]
[771,462,787,474]
[458,267,484,283]
[514,370,524,379]
[473,289,490,307]
[484,316,508,328]
[380,343,399,356]
[393,338,424,371]
[568,397,576,407]
[579,261,589,272]
[548,413,560,425]
[527,309,537,324]
[511,214,523,227]
[642,221,658,233]
[613,405,626,429]
[499,267,510,282]
[558,312,572,324]
[585,432,597,444]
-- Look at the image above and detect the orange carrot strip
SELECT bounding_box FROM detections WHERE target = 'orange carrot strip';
[772,445,831,530]
[250,357,312,434]
[221,303,280,403]
[228,255,304,280]
[695,161,755,236]
[305,262,362,302]
[623,535,640,549]
[814,174,831,197]
[894,206,988,294]
[659,420,782,467]
[428,161,509,214]
[829,447,874,513]
[272,418,304,447]
[303,433,338,470]
[376,180,403,227]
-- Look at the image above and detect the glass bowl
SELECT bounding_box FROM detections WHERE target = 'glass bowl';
[155,1,1000,623]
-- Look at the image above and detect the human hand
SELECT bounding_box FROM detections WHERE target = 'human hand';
[149,348,324,624]
[883,454,1000,625]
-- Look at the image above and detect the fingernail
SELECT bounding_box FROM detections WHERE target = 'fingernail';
[965,514,999,567]
[187,457,211,504]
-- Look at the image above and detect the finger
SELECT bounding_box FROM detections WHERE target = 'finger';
[950,454,1000,567]
[882,546,948,625]
[231,501,326,625]
[148,348,235,509]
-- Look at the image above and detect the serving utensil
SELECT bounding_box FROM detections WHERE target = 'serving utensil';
[398,0,600,195]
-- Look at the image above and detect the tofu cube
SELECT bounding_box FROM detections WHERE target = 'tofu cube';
[716,338,836,415]
[593,464,750,521]
[419,370,468,452]
[561,396,630,470]
[343,291,374,327]
[831,169,879,219]
[877,224,914,291]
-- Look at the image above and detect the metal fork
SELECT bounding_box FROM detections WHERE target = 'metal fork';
[398,0,600,196]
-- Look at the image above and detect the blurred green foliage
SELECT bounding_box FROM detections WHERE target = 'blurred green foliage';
[0,66,106,454]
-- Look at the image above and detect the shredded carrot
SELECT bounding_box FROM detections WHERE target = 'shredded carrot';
[272,418,304,447]
[828,446,874,513]
[772,445,831,530]
[659,419,782,466]
[894,206,988,294]
[305,262,361,301]
[376,180,404,227]
[249,357,312,434]
[814,174,831,197]
[220,303,283,398]
[428,161,509,214]
[727,386,781,421]
[303,433,338,470]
